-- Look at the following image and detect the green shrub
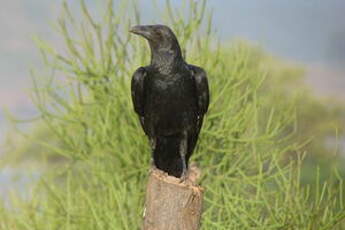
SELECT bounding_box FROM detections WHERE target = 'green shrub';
[1,0,345,229]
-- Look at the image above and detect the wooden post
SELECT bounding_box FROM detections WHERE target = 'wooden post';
[142,165,203,230]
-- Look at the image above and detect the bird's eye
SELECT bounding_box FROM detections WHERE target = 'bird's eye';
[153,29,162,39]
[154,29,161,35]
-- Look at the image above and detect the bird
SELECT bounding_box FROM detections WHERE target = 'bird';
[130,24,209,180]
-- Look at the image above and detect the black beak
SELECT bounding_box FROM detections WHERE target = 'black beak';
[130,25,152,39]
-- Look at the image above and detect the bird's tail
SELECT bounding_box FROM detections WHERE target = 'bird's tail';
[153,135,183,178]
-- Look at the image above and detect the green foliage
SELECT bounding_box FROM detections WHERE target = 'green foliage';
[1,0,345,229]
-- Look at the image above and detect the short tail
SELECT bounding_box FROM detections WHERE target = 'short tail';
[153,135,183,177]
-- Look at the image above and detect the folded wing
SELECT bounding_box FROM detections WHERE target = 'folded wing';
[131,67,147,134]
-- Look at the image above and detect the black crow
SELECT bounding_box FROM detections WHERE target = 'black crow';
[130,24,209,180]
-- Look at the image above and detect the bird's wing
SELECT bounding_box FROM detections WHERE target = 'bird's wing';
[189,65,210,116]
[131,67,148,134]
[186,65,210,158]
[131,67,147,116]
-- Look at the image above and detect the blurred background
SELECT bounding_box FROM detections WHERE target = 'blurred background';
[1,0,345,199]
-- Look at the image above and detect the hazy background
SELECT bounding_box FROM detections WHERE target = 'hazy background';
[1,0,345,194]
[1,1,345,143]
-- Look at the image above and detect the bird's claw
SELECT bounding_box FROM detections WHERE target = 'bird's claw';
[179,171,188,183]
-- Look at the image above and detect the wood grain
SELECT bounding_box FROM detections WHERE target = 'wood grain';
[142,165,203,230]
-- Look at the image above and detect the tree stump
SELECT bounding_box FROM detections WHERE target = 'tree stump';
[142,165,203,230]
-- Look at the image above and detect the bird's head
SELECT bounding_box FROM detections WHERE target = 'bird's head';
[130,24,177,47]
[130,24,182,62]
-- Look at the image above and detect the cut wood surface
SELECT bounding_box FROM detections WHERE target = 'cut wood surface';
[142,165,204,230]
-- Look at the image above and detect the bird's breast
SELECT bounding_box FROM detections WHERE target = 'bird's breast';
[146,74,194,107]
[144,73,197,135]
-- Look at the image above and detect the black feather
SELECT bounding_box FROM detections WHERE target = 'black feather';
[130,25,210,178]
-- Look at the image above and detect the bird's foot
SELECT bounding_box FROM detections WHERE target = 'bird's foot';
[179,170,188,183]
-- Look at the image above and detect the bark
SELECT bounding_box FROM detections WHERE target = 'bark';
[142,165,203,230]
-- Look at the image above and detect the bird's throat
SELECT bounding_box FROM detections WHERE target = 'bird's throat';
[150,49,183,74]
